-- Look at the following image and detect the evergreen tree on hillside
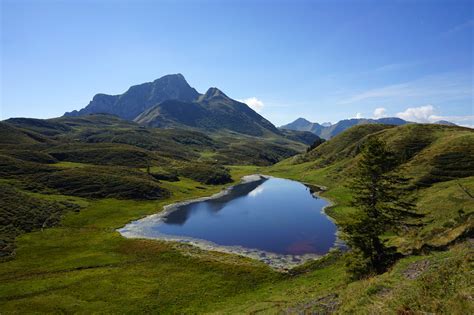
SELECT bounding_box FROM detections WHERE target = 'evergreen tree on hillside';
[342,136,415,278]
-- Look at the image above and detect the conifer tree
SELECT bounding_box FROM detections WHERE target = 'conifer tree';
[342,136,414,278]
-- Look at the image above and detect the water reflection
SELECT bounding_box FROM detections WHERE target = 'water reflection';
[163,178,267,225]
[148,177,337,256]
[249,185,265,197]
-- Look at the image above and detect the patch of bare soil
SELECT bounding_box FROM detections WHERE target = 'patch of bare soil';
[402,259,430,280]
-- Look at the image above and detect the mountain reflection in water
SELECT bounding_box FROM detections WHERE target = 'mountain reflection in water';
[147,176,337,256]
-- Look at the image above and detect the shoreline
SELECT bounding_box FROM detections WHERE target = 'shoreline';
[117,174,343,271]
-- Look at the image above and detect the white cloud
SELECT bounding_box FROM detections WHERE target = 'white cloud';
[238,97,264,113]
[396,105,474,126]
[396,105,436,122]
[373,107,387,119]
[354,112,363,119]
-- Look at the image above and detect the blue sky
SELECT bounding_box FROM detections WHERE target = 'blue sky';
[1,0,473,126]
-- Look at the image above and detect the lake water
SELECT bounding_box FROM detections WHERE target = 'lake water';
[119,176,339,265]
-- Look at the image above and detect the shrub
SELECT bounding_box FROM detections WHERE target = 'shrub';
[178,163,232,185]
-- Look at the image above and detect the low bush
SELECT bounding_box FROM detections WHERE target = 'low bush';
[178,163,232,185]
[150,170,180,182]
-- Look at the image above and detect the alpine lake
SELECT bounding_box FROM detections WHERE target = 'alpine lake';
[119,175,342,269]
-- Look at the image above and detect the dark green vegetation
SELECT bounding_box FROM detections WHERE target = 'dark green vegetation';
[177,163,232,185]
[0,184,82,258]
[1,120,472,313]
[341,137,416,278]
[3,113,309,166]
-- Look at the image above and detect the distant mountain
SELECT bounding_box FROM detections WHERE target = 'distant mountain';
[64,74,200,120]
[281,117,408,139]
[280,118,325,136]
[280,118,313,131]
[135,87,282,137]
[433,120,457,126]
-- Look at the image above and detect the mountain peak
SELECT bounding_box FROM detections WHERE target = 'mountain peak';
[153,73,186,83]
[201,87,229,101]
[294,117,311,124]
[65,73,200,120]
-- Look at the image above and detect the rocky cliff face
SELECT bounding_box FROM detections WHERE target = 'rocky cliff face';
[64,74,200,120]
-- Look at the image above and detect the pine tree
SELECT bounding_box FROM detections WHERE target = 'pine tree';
[342,136,414,278]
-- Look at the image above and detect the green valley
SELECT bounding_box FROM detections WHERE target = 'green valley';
[1,111,472,313]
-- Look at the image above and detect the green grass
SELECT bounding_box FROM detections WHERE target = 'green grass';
[336,241,473,314]
[392,176,474,253]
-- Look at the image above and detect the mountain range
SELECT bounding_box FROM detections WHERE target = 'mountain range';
[281,117,457,139]
[64,73,458,141]
[65,74,286,138]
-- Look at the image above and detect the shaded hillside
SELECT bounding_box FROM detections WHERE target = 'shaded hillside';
[3,114,307,166]
[64,74,200,120]
[0,122,53,144]
[135,87,282,137]
[279,129,320,145]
